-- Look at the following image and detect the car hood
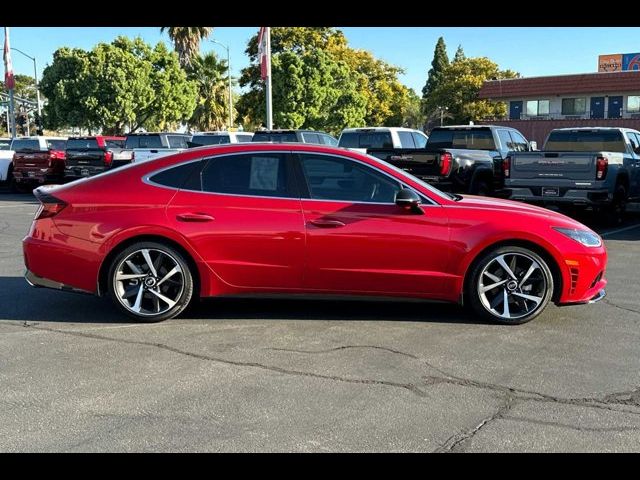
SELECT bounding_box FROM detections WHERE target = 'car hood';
[452,194,591,229]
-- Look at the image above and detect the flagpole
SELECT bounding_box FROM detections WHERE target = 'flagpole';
[265,27,273,130]
[4,27,16,138]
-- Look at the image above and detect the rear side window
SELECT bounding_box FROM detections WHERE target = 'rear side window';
[411,132,428,148]
[46,140,67,151]
[301,132,322,144]
[397,131,416,148]
[191,135,230,146]
[12,139,41,151]
[236,134,253,143]
[167,135,189,149]
[338,132,393,149]
[320,134,338,146]
[201,153,294,198]
[252,132,299,143]
[67,138,100,150]
[427,128,496,150]
[544,130,627,153]
[105,139,125,149]
[125,135,163,149]
[149,161,202,190]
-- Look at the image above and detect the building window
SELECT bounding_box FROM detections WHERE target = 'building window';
[526,100,550,116]
[628,96,640,113]
[561,98,587,115]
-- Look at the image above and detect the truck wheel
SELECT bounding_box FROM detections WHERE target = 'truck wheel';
[470,180,491,196]
[467,245,554,325]
[605,185,627,226]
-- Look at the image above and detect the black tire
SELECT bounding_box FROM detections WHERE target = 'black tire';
[466,245,554,325]
[470,179,491,196]
[107,241,194,322]
[604,184,627,226]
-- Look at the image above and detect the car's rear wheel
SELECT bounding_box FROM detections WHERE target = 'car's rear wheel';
[107,241,194,322]
[467,246,554,325]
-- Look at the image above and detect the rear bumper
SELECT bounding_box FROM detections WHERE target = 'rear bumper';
[14,170,63,185]
[506,187,612,207]
[25,269,93,294]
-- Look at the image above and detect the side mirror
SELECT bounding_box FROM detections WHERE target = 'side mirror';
[395,188,423,214]
[529,141,538,151]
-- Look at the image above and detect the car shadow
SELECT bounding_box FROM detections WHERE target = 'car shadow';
[0,190,38,202]
[0,276,487,326]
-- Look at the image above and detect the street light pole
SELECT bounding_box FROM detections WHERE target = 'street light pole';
[11,47,42,120]
[209,40,232,130]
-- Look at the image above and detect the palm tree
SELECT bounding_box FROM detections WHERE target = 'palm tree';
[188,52,232,131]
[161,27,213,68]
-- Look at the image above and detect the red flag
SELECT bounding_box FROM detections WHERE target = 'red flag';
[3,27,15,90]
[257,27,269,81]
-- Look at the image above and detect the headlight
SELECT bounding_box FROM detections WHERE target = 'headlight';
[553,227,602,247]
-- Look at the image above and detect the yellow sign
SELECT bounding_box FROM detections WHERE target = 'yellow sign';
[599,54,623,72]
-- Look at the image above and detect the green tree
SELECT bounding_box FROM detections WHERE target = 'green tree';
[188,51,231,131]
[40,37,197,134]
[401,90,426,130]
[161,27,213,68]
[453,45,466,62]
[236,27,409,132]
[424,56,519,125]
[1,74,38,101]
[422,37,449,100]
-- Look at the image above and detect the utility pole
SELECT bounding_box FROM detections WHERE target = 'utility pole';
[11,47,42,121]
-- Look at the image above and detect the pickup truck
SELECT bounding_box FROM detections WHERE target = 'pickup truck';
[64,136,128,181]
[125,133,192,163]
[0,138,15,189]
[505,127,640,221]
[12,137,67,191]
[346,125,533,196]
[338,127,429,153]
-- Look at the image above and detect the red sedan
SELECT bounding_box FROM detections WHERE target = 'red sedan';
[23,143,607,324]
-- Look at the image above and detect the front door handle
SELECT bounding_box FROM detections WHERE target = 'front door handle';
[177,213,215,222]
[307,219,345,228]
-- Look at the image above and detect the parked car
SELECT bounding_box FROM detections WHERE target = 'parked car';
[505,127,640,222]
[0,138,16,190]
[125,133,192,163]
[338,127,429,153]
[252,129,338,145]
[64,136,128,181]
[189,131,254,147]
[24,143,606,325]
[360,125,533,196]
[12,136,67,191]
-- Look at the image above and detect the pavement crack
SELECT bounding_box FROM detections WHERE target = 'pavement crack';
[269,345,420,359]
[602,298,640,316]
[435,395,517,452]
[20,323,428,398]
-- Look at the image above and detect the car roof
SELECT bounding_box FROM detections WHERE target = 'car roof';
[126,132,190,136]
[192,131,254,136]
[254,129,331,134]
[340,127,423,133]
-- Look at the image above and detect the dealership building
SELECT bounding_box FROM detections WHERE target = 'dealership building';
[478,55,640,145]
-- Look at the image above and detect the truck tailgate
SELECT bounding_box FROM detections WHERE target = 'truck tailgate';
[367,149,442,178]
[510,152,596,181]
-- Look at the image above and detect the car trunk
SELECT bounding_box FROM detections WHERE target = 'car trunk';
[13,150,56,180]
[65,148,108,176]
[367,149,443,178]
[510,152,597,181]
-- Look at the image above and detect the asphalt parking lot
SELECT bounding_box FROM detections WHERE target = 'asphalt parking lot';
[1,192,640,452]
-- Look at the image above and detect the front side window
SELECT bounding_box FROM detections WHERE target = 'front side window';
[201,153,294,198]
[628,96,640,113]
[561,98,587,115]
[526,100,550,116]
[299,154,401,204]
[320,134,338,146]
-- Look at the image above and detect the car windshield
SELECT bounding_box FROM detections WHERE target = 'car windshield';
[544,130,627,153]
[365,154,455,202]
[339,131,393,149]
[427,128,496,150]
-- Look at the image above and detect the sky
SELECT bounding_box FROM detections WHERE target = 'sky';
[5,27,640,95]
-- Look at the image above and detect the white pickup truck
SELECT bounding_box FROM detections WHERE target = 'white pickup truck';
[0,138,15,188]
[125,133,192,163]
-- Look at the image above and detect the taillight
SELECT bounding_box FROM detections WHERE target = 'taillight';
[596,156,608,180]
[104,150,113,167]
[503,156,511,178]
[33,188,67,220]
[439,152,453,176]
[48,152,55,168]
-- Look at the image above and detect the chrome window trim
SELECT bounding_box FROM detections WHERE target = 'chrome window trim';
[142,150,441,207]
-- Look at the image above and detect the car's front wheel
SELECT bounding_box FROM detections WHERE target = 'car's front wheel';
[107,241,194,322]
[467,246,554,325]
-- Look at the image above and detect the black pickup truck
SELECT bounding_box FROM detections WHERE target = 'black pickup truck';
[361,125,534,196]
[64,136,128,180]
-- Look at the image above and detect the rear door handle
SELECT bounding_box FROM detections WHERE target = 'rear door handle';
[307,219,345,228]
[176,213,215,222]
